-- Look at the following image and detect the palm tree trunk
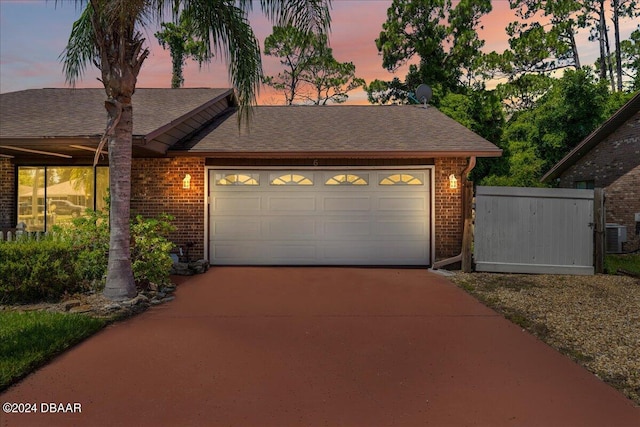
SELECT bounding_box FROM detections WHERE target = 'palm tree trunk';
[103,102,136,300]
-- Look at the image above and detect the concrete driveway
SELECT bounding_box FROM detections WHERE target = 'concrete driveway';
[1,268,638,426]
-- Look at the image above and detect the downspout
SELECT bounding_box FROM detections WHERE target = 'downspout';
[432,156,476,270]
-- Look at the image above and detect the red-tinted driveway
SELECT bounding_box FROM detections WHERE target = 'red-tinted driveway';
[1,268,638,426]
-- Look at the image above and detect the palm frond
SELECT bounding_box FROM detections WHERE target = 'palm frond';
[60,4,98,86]
[186,0,262,125]
[258,0,332,35]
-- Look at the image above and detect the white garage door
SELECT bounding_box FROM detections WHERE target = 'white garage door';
[208,169,431,265]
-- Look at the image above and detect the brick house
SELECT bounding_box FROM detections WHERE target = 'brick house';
[1,88,501,265]
[542,91,640,252]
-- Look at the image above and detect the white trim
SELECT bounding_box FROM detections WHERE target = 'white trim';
[205,165,433,171]
[204,165,436,266]
[69,144,108,155]
[429,166,435,265]
[0,145,72,159]
[204,166,210,262]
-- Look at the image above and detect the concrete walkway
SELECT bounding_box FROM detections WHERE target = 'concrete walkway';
[1,268,638,426]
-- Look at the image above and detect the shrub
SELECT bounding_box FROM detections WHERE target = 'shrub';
[53,208,110,285]
[54,210,176,289]
[131,214,175,287]
[0,239,83,304]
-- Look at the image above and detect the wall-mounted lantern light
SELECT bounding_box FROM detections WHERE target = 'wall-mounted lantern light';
[182,174,192,189]
[449,174,458,189]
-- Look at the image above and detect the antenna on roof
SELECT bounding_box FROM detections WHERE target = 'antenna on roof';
[415,84,432,108]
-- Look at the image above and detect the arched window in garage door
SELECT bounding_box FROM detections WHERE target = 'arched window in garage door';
[379,173,424,185]
[270,173,314,185]
[215,173,260,186]
[325,173,368,185]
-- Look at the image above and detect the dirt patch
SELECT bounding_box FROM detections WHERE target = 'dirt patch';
[450,272,640,405]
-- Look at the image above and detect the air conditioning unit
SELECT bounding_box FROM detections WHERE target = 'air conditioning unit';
[605,224,627,253]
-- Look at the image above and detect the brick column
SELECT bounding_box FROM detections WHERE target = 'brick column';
[0,158,16,228]
[434,157,468,260]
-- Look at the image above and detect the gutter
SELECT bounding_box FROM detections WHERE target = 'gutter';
[432,156,476,270]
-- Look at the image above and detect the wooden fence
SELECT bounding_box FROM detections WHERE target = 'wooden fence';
[474,186,599,275]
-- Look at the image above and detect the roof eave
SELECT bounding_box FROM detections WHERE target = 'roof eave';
[168,149,502,159]
[143,89,236,146]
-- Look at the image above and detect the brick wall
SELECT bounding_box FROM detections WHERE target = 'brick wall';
[558,110,640,251]
[131,157,206,260]
[434,157,468,260]
[0,158,15,228]
[130,156,469,263]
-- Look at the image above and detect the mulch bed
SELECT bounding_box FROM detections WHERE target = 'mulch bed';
[450,272,640,405]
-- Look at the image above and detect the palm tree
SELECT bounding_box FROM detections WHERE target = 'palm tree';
[61,0,331,300]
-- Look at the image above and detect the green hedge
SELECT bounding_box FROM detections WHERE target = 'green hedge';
[1,210,175,304]
[0,239,83,304]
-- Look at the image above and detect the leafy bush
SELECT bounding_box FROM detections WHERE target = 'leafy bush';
[54,210,176,289]
[131,214,175,287]
[54,208,110,285]
[0,239,83,304]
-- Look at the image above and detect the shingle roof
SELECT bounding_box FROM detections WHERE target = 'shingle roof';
[542,91,640,182]
[0,88,231,138]
[181,105,502,157]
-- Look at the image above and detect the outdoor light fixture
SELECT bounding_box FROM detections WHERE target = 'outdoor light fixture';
[182,174,191,189]
[449,174,458,189]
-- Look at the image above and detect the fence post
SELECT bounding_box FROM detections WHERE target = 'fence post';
[594,188,605,274]
[16,222,26,238]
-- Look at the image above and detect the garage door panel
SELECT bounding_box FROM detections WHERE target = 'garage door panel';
[268,218,316,238]
[323,197,370,212]
[211,219,261,237]
[268,197,316,212]
[212,243,264,262]
[377,196,426,211]
[375,220,427,237]
[270,244,317,261]
[324,220,370,236]
[213,196,261,212]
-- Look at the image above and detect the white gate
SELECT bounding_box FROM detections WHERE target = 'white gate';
[474,186,594,275]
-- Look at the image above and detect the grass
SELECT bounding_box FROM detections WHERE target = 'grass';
[0,311,106,392]
[605,253,640,275]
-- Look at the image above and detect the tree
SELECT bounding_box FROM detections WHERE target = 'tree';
[620,28,640,90]
[298,39,365,105]
[508,0,584,70]
[262,25,315,105]
[263,25,364,105]
[61,0,331,300]
[482,69,611,186]
[155,12,210,88]
[612,2,640,90]
[367,0,492,104]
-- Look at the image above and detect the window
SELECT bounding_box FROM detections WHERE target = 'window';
[575,180,594,190]
[379,173,423,185]
[215,173,259,186]
[325,173,368,185]
[17,166,109,232]
[270,173,313,185]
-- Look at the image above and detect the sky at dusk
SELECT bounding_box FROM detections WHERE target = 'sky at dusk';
[1,0,638,104]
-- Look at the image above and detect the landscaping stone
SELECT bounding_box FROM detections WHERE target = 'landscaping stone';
[171,259,210,276]
[2,281,179,322]
[63,300,82,311]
